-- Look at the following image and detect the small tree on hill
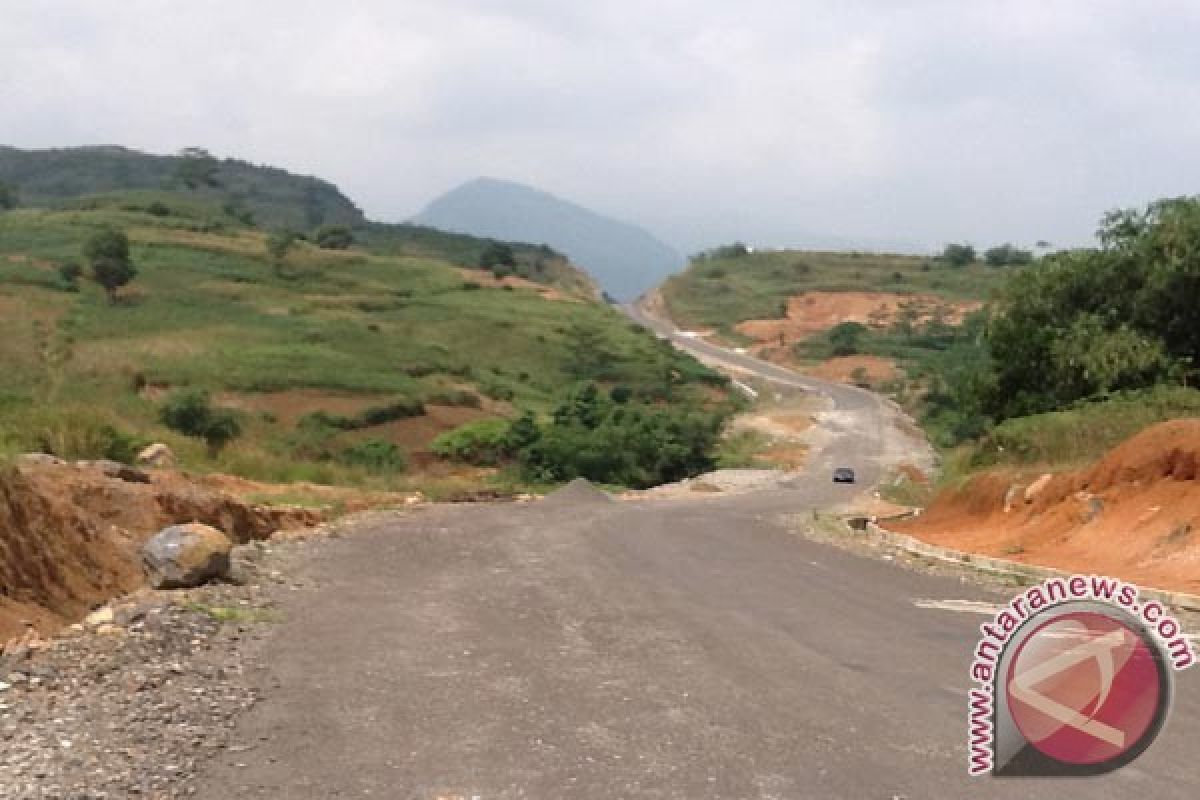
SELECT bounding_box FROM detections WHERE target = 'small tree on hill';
[160,389,242,458]
[58,261,83,291]
[479,242,516,275]
[314,224,353,250]
[266,229,297,272]
[938,243,976,267]
[175,147,220,189]
[83,229,137,302]
[0,180,17,210]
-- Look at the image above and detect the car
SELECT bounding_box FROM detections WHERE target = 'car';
[832,467,856,483]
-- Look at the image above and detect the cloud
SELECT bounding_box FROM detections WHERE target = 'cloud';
[2,1,1199,252]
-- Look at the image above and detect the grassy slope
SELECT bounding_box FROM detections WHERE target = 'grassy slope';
[660,249,1007,334]
[0,203,723,492]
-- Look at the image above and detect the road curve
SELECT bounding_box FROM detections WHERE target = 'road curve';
[192,308,1200,799]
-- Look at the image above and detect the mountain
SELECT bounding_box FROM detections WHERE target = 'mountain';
[0,145,364,231]
[413,178,683,300]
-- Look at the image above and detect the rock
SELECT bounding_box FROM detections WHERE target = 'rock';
[90,460,152,484]
[83,607,115,628]
[15,453,66,468]
[136,442,176,469]
[95,624,124,637]
[1003,484,1025,514]
[1024,473,1054,502]
[142,523,233,590]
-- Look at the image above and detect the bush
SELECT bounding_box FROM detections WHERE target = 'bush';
[431,419,513,466]
[58,261,83,290]
[314,224,353,250]
[146,201,171,217]
[339,439,406,473]
[160,389,242,457]
[479,242,516,272]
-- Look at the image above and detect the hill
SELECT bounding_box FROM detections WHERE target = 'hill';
[413,177,683,301]
[0,145,364,231]
[659,246,1006,335]
[0,197,731,496]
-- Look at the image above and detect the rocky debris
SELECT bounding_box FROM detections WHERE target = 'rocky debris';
[14,453,65,469]
[541,477,614,508]
[142,523,233,590]
[136,442,176,469]
[1024,473,1054,502]
[0,460,322,641]
[0,594,263,799]
[0,531,326,799]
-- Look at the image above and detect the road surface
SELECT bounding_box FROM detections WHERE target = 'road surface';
[194,309,1200,799]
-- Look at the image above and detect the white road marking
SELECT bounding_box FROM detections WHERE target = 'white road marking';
[913,599,1002,615]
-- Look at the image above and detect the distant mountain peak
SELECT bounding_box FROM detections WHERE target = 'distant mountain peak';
[413,178,682,300]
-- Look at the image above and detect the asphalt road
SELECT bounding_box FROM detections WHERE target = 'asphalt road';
[194,309,1200,799]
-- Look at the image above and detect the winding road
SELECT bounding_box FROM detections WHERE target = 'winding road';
[194,306,1200,798]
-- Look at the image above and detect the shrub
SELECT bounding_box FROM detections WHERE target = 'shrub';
[146,201,171,217]
[58,261,83,290]
[160,389,242,457]
[314,224,353,250]
[339,439,406,473]
[431,419,513,466]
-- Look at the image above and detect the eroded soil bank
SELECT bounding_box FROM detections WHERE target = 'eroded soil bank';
[888,419,1200,595]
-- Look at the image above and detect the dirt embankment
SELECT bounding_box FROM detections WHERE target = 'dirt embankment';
[0,459,322,641]
[888,419,1200,594]
[736,291,980,346]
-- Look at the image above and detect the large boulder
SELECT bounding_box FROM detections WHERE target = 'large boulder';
[136,443,176,469]
[141,523,233,589]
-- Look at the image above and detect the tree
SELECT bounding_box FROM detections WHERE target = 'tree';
[160,389,242,458]
[314,224,353,250]
[938,243,977,267]
[83,229,136,302]
[984,243,1034,267]
[828,321,868,356]
[0,180,17,210]
[479,242,516,274]
[266,230,297,267]
[58,261,83,291]
[175,147,220,189]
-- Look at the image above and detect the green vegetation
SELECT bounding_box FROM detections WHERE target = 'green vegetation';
[0,145,364,231]
[0,180,16,210]
[0,194,728,490]
[83,228,137,301]
[159,389,243,457]
[936,243,976,267]
[433,382,739,487]
[314,224,353,250]
[661,248,1007,334]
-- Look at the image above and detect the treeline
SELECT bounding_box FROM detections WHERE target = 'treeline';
[929,197,1200,441]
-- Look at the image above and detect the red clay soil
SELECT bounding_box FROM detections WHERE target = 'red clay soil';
[888,420,1200,595]
[804,355,899,385]
[0,460,321,642]
[735,291,981,348]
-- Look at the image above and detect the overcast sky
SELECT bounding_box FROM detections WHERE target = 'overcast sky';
[4,0,1200,253]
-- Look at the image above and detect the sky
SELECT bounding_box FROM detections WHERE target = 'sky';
[4,0,1200,254]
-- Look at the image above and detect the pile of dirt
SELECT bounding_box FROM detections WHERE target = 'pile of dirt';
[889,420,1200,594]
[541,478,614,508]
[0,458,321,641]
[734,291,982,348]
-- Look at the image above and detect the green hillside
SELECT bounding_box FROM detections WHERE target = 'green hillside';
[660,246,1009,334]
[0,145,364,231]
[0,200,730,494]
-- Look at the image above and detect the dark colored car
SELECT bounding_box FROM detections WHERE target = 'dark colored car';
[832,467,856,483]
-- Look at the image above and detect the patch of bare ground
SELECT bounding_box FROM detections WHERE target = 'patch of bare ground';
[736,291,981,350]
[888,419,1200,595]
